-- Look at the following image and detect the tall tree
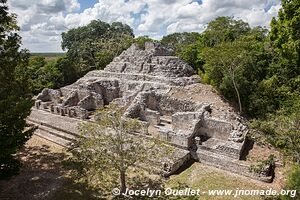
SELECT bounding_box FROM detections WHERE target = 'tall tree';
[202,16,251,47]
[202,41,247,113]
[249,0,300,118]
[25,56,63,94]
[270,0,300,81]
[202,27,271,114]
[70,104,172,196]
[60,20,134,80]
[161,32,203,70]
[0,0,34,178]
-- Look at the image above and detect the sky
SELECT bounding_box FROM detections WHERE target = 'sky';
[8,0,282,52]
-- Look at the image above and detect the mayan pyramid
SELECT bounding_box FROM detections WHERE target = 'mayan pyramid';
[28,42,274,182]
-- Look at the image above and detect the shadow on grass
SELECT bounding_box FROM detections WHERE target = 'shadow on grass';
[0,144,98,200]
[0,143,174,200]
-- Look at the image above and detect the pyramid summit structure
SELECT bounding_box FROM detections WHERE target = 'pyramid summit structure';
[29,42,274,182]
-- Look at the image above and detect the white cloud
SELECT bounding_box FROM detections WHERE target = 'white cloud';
[8,0,79,52]
[9,0,282,52]
[65,0,146,28]
[137,0,281,36]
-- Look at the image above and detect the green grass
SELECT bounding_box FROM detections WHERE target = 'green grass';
[167,163,267,200]
[30,52,66,61]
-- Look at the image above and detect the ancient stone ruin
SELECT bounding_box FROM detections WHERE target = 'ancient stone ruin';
[28,42,274,182]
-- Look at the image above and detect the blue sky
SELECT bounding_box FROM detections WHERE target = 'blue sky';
[9,0,282,52]
[78,0,98,11]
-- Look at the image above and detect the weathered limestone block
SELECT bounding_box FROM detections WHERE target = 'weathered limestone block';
[228,130,244,142]
[40,101,52,109]
[37,88,62,104]
[76,107,88,119]
[144,92,160,110]
[36,88,50,101]
[60,107,67,116]
[85,80,120,104]
[53,105,61,115]
[198,118,233,140]
[228,121,248,142]
[67,108,76,118]
[145,42,171,56]
[161,149,191,177]
[144,109,160,125]
[35,100,42,109]
[172,112,202,134]
[159,96,201,115]
[215,142,242,159]
[78,93,104,111]
[103,42,195,79]
[194,149,273,183]
[50,104,55,113]
[169,133,190,148]
[62,91,79,107]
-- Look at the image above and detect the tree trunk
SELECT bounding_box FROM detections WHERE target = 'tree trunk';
[232,78,242,113]
[120,170,126,194]
[228,66,242,114]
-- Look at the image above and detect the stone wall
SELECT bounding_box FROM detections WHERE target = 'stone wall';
[198,118,233,140]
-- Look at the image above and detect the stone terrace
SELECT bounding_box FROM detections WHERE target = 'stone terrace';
[29,42,274,182]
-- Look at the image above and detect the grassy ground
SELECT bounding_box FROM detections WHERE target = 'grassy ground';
[30,53,65,61]
[0,135,286,200]
[167,162,270,200]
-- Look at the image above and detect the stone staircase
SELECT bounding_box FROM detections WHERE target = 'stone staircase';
[27,108,81,147]
[194,149,273,182]
[34,126,74,147]
[160,115,172,125]
[154,116,173,135]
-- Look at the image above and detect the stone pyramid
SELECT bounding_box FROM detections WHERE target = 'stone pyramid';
[29,42,274,182]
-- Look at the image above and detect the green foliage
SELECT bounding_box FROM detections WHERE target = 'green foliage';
[202,16,251,47]
[60,20,134,79]
[251,101,300,163]
[68,104,173,197]
[25,56,63,93]
[26,21,135,90]
[55,56,78,85]
[247,1,300,176]
[177,43,204,72]
[0,0,34,178]
[270,0,300,80]
[161,32,201,52]
[281,165,300,200]
[249,154,275,174]
[201,27,270,114]
[258,0,300,116]
[134,36,155,49]
[161,32,203,70]
[199,17,265,111]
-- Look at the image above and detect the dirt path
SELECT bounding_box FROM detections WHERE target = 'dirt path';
[0,136,68,200]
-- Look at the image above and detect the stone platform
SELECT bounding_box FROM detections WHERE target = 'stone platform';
[29,42,274,182]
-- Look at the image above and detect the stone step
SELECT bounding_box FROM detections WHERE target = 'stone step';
[154,122,173,132]
[28,117,80,138]
[195,149,273,183]
[160,116,172,124]
[197,137,241,159]
[83,71,199,86]
[28,108,81,136]
[33,122,77,142]
[27,109,82,147]
[35,128,72,147]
